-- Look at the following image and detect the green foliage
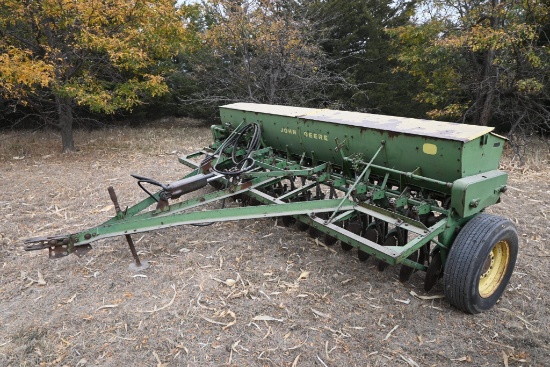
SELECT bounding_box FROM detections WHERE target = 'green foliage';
[389,0,550,131]
[308,0,425,116]
[177,0,344,114]
[0,0,197,150]
[389,20,466,112]
[3,0,547,144]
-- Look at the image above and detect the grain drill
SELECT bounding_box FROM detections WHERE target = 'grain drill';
[25,103,518,314]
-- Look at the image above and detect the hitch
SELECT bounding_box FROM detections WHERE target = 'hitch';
[24,235,92,259]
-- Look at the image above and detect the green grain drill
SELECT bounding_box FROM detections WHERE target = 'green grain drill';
[25,103,518,314]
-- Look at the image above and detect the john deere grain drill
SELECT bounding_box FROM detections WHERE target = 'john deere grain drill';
[25,103,518,314]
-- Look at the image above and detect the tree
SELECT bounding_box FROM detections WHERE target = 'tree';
[308,0,422,116]
[389,0,550,133]
[0,0,196,152]
[180,0,344,112]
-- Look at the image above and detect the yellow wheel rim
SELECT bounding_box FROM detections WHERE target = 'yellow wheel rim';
[479,240,510,298]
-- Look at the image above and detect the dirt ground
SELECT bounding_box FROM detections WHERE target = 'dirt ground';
[1,120,549,367]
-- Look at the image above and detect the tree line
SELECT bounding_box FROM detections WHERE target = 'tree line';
[1,0,548,152]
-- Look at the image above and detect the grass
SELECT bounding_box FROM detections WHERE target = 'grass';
[0,117,212,161]
[501,136,550,172]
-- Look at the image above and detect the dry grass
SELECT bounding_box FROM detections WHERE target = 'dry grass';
[500,137,550,173]
[0,117,211,161]
[0,121,549,366]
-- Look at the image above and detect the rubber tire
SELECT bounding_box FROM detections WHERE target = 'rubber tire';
[443,214,518,314]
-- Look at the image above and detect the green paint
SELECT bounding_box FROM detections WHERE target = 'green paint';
[25,103,510,278]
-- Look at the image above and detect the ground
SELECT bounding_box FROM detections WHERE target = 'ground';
[0,119,549,367]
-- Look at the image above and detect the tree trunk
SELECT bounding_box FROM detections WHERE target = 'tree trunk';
[56,96,76,153]
[478,86,495,126]
[472,4,499,127]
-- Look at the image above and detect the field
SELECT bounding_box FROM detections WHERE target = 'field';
[1,119,549,367]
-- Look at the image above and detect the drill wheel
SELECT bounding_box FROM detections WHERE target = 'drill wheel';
[358,227,378,262]
[308,212,328,238]
[377,232,398,271]
[341,220,361,251]
[399,250,419,282]
[296,220,309,231]
[424,250,443,292]
[323,233,338,246]
[281,216,296,227]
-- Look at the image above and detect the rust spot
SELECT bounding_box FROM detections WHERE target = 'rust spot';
[241,181,253,190]
[386,130,401,139]
[201,160,212,173]
[73,244,93,258]
[156,199,169,211]
[49,245,69,259]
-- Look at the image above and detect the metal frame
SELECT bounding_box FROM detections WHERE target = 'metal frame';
[25,144,456,272]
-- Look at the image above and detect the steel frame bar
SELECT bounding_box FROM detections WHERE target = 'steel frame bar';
[181,149,451,215]
[26,147,450,271]
[246,187,441,267]
[75,198,356,246]
[147,150,447,266]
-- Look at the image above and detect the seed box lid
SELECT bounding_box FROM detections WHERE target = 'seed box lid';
[222,103,495,143]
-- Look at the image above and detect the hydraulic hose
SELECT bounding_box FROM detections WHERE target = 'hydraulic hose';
[203,122,262,177]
